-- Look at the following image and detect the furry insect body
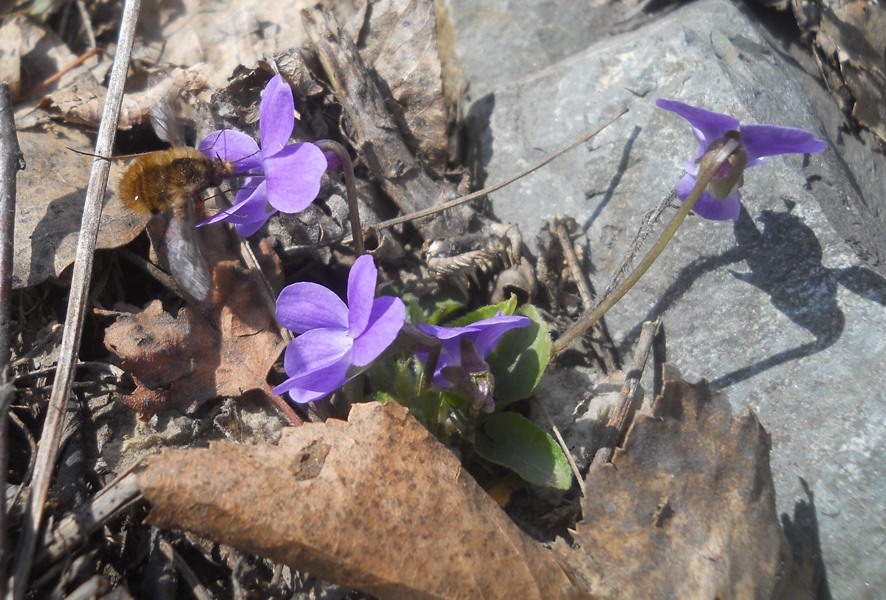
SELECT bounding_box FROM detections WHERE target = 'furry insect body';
[118,148,235,214]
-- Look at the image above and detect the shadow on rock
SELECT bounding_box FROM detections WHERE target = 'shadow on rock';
[782,478,833,599]
[626,201,886,389]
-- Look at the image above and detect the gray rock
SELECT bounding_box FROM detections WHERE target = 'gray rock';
[448,0,886,596]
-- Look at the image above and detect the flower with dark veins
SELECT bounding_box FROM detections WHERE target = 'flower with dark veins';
[656,98,826,221]
[273,255,406,404]
[416,314,530,410]
[198,74,329,236]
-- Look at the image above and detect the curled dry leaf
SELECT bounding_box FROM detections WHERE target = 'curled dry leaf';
[558,364,810,598]
[42,65,212,130]
[137,401,578,599]
[103,227,286,418]
[12,127,147,289]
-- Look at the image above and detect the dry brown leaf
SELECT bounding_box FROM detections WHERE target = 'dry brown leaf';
[137,401,578,599]
[103,228,286,418]
[12,127,148,289]
[42,65,212,130]
[560,364,807,599]
[2,13,100,99]
[345,0,450,172]
[0,15,25,99]
[132,0,316,91]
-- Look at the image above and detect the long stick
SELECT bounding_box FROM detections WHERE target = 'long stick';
[0,82,25,599]
[9,2,142,597]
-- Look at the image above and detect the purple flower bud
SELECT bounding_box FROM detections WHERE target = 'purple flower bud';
[416,314,530,410]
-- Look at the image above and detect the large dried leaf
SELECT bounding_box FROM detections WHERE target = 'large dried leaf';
[344,0,450,171]
[103,228,286,418]
[137,401,578,599]
[2,13,101,108]
[132,0,316,90]
[561,364,808,598]
[12,127,148,289]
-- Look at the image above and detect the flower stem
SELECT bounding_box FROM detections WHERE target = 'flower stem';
[552,137,741,355]
[400,324,441,395]
[315,140,364,255]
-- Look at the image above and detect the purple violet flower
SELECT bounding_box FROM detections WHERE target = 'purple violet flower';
[198,74,329,236]
[656,98,826,221]
[416,314,531,389]
[273,255,406,404]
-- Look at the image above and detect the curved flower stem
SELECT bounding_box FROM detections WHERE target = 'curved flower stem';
[552,137,741,356]
[400,324,441,395]
[315,140,364,255]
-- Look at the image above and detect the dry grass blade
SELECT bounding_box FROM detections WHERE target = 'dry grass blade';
[0,81,25,597]
[9,2,143,598]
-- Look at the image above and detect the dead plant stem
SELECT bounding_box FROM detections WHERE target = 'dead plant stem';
[363,107,629,235]
[9,2,142,597]
[552,138,741,355]
[0,81,25,599]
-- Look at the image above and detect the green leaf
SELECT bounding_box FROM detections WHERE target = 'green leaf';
[451,296,518,326]
[474,413,573,490]
[403,290,466,325]
[486,304,551,406]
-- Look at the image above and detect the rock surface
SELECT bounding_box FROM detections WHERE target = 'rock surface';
[442,0,886,596]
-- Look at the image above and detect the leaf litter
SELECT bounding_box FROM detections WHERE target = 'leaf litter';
[4,0,824,597]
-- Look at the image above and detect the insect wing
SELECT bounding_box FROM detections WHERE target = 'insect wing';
[149,98,187,147]
[165,199,211,302]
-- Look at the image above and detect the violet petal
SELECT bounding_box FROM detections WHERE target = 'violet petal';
[740,124,827,163]
[274,330,352,402]
[347,255,377,336]
[259,74,295,157]
[199,130,262,172]
[469,315,531,356]
[230,180,276,236]
[656,98,739,148]
[675,173,741,220]
[276,282,349,333]
[197,178,266,226]
[263,142,327,213]
[350,295,406,367]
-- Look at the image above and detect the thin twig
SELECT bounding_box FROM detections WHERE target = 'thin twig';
[553,220,619,373]
[592,318,660,466]
[359,107,629,237]
[532,395,585,496]
[9,324,61,369]
[0,81,25,600]
[22,48,102,102]
[38,468,143,566]
[0,83,24,377]
[10,2,142,597]
[74,0,97,49]
[12,361,124,383]
[158,537,213,600]
[7,410,36,512]
[0,382,13,599]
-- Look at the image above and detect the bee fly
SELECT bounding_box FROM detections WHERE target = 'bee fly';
[117,103,236,302]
